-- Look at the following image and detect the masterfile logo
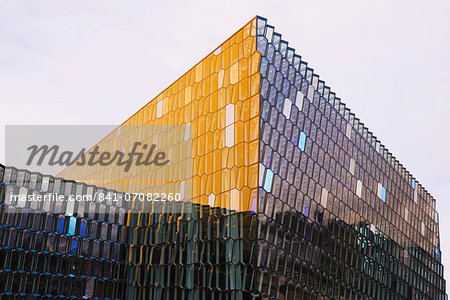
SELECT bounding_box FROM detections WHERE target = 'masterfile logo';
[5,124,191,180]
[26,141,170,172]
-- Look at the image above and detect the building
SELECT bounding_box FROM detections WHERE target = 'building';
[0,16,446,299]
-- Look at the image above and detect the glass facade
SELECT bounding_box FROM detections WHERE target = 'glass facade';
[0,165,128,298]
[0,16,446,299]
[254,16,446,299]
[59,18,261,214]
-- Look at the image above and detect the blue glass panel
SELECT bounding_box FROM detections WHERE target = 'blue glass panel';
[79,222,87,237]
[68,217,77,236]
[381,187,387,202]
[303,203,309,217]
[412,179,416,189]
[250,196,257,214]
[70,240,78,255]
[298,131,307,151]
[57,218,64,234]
[263,169,274,192]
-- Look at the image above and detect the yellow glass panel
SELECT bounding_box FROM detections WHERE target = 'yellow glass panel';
[230,189,240,211]
[195,62,203,83]
[210,73,218,93]
[235,142,246,167]
[235,121,244,144]
[250,73,260,97]
[222,168,231,191]
[185,86,192,105]
[213,171,221,194]
[239,78,249,101]
[222,48,230,69]
[249,117,259,141]
[249,140,258,165]
[230,62,239,84]
[230,43,239,65]
[218,89,226,109]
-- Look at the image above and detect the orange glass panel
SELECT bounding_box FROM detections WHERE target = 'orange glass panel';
[59,17,260,213]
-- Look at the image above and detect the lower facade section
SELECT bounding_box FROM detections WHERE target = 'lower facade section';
[0,166,446,299]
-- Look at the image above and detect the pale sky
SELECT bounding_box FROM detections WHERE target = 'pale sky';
[1,0,449,289]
